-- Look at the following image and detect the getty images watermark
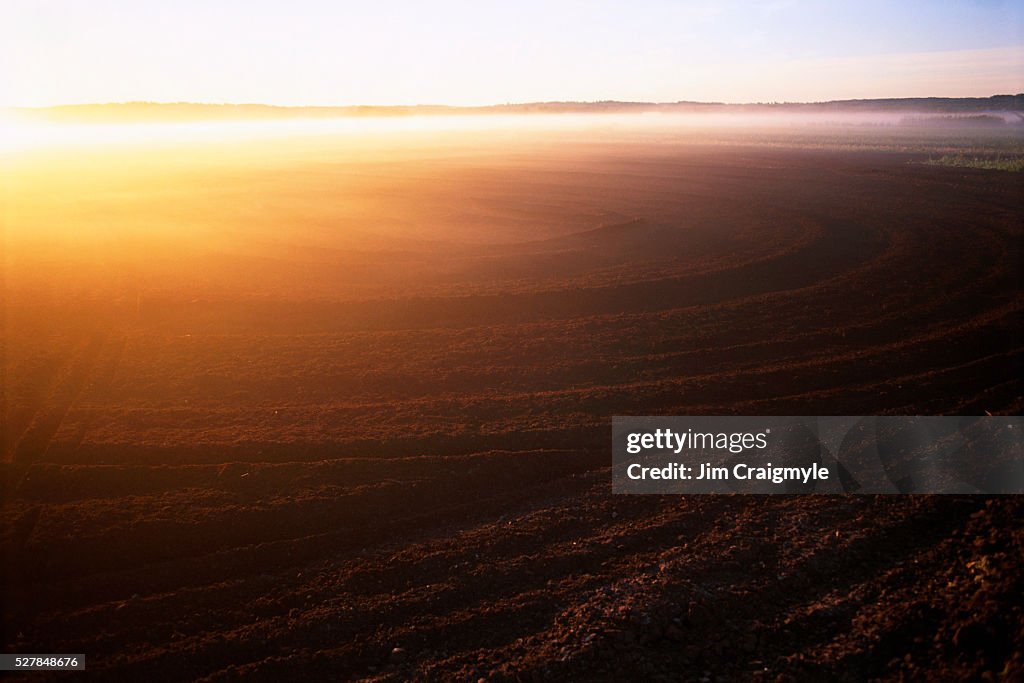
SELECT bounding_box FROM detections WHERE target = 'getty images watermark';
[612,416,1023,494]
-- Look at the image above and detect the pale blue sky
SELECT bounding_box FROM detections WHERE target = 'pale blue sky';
[1,0,1021,106]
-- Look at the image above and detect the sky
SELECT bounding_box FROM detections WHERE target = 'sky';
[1,0,1022,107]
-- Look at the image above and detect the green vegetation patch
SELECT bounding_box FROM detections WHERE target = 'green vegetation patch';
[922,153,1024,172]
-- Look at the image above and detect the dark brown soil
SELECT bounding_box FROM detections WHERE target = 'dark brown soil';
[2,140,1022,681]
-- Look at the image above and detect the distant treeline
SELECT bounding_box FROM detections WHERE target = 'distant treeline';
[12,95,1024,123]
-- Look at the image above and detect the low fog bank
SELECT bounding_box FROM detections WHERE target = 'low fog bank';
[5,107,1023,158]
[9,94,1024,123]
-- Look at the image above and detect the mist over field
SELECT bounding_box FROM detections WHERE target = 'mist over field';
[4,104,1021,304]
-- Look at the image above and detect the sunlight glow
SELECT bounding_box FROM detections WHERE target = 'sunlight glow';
[0,113,595,155]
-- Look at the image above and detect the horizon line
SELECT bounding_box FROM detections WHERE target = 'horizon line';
[10,93,1024,111]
